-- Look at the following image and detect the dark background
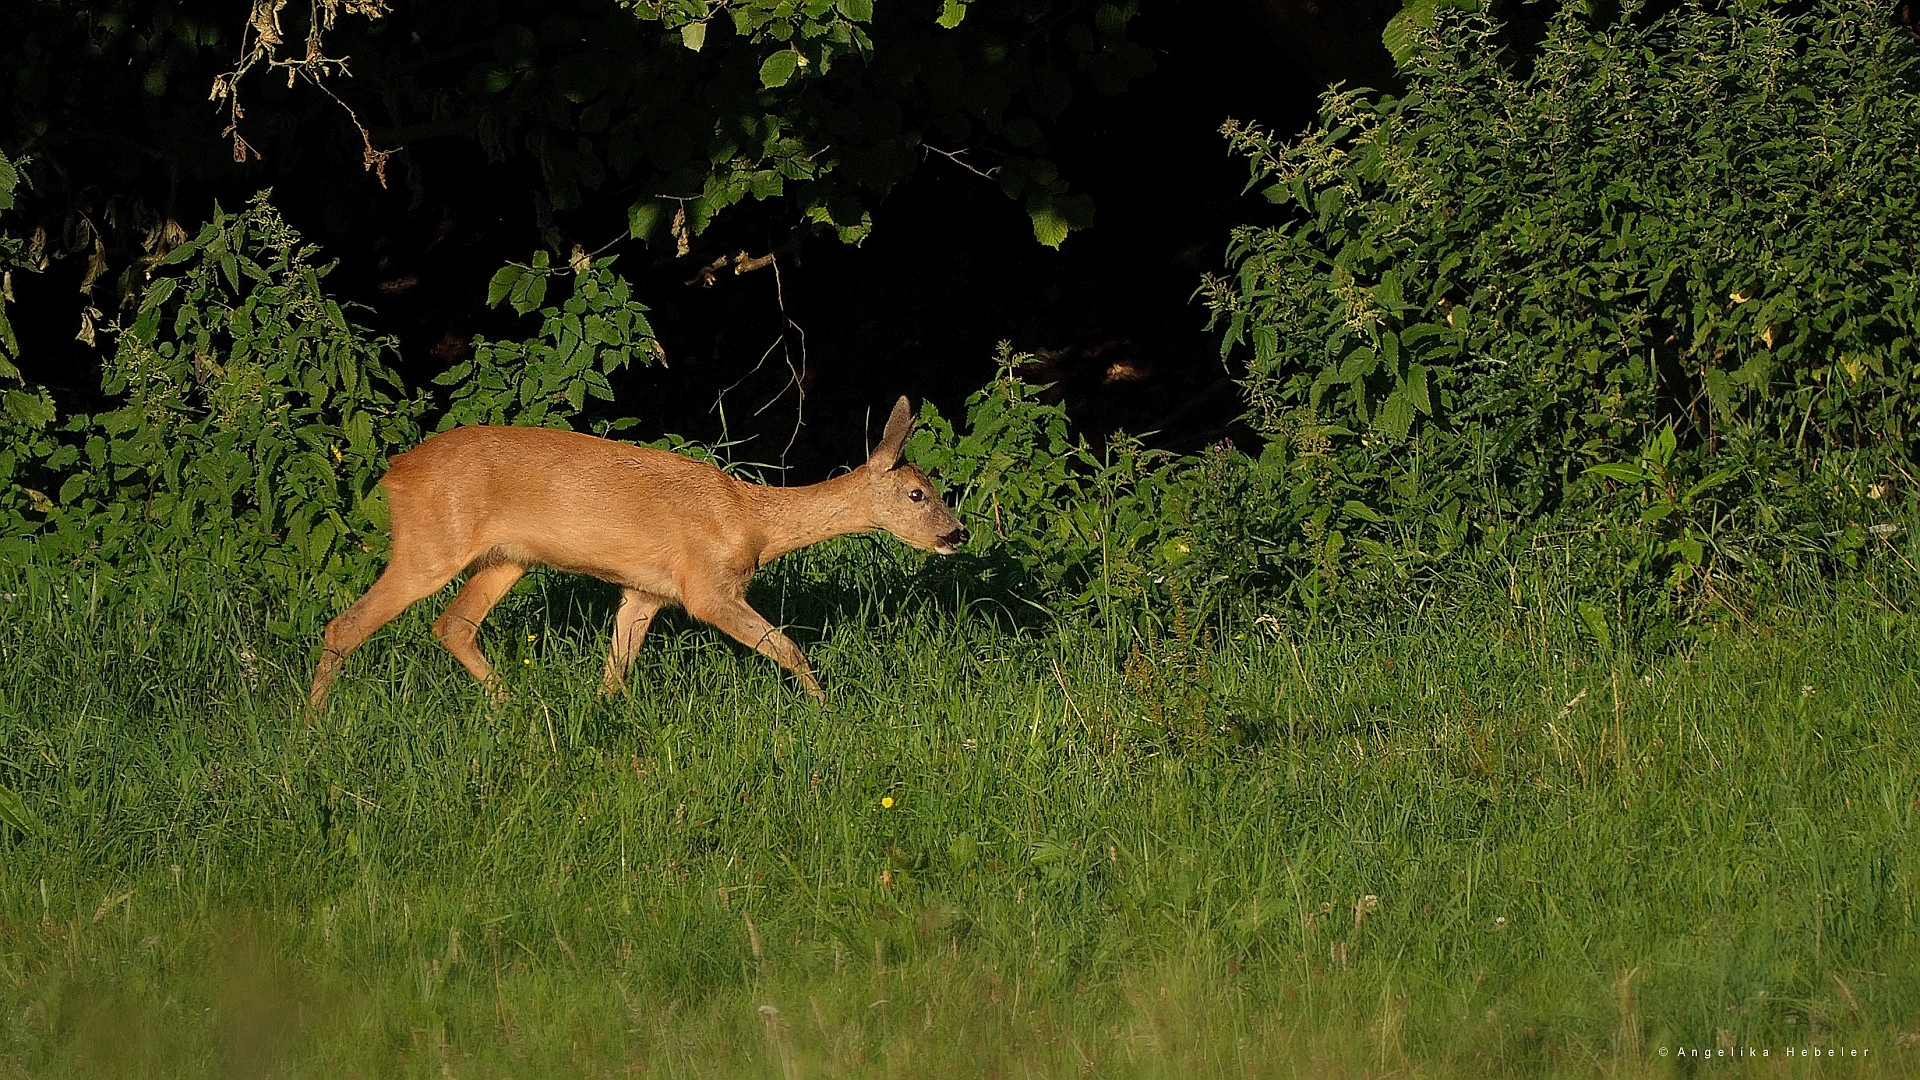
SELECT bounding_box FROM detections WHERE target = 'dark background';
[3,0,1425,478]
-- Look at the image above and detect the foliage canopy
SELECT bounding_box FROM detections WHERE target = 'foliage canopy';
[1204,0,1920,599]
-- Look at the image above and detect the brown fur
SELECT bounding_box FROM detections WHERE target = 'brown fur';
[307,397,964,709]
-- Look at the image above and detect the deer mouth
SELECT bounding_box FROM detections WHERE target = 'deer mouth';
[934,526,968,555]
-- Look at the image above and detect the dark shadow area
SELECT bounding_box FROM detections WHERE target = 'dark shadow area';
[4,1,1321,472]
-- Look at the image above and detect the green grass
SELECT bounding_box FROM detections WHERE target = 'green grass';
[1,545,1918,1077]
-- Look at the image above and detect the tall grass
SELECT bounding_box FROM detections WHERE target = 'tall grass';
[1,541,1917,1077]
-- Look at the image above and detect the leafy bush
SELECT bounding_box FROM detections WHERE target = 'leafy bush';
[1203,0,1920,600]
[909,347,1282,621]
[0,189,688,613]
[436,255,662,430]
[22,195,427,603]
[0,148,27,381]
[0,149,64,564]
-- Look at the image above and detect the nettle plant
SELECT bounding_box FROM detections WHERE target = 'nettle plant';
[436,255,663,431]
[908,347,1274,620]
[0,191,683,605]
[1203,0,1920,597]
[32,195,428,602]
[0,149,65,564]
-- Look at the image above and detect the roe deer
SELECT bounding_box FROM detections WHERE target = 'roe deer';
[307,396,965,710]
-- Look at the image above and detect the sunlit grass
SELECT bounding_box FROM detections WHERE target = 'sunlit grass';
[1,545,1917,1076]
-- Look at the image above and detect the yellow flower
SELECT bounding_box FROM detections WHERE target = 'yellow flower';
[523,658,532,665]
[880,796,894,809]
[527,632,538,642]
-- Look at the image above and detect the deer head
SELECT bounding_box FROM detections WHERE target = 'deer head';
[863,396,967,554]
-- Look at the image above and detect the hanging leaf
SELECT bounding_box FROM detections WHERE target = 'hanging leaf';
[487,265,526,307]
[1026,191,1094,250]
[626,200,667,242]
[758,50,800,89]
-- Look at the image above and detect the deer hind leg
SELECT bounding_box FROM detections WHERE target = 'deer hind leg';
[684,588,825,703]
[430,561,527,698]
[310,558,463,712]
[602,587,666,694]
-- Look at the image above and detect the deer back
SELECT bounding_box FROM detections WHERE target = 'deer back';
[379,426,765,601]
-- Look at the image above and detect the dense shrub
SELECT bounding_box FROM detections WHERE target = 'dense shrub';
[1202,0,1920,600]
[18,195,428,602]
[0,194,669,613]
[13,0,1920,650]
[0,149,61,563]
[435,255,662,430]
[908,348,1279,621]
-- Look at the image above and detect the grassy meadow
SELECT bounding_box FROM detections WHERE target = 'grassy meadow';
[1,539,1918,1077]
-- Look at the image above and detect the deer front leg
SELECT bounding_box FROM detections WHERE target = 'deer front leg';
[602,587,666,694]
[310,557,465,714]
[431,562,526,700]
[685,589,825,703]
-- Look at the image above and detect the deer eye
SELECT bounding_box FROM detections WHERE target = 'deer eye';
[908,489,925,502]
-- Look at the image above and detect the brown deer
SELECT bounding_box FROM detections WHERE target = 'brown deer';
[307,397,965,710]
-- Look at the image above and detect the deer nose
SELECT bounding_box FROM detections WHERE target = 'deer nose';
[941,526,968,549]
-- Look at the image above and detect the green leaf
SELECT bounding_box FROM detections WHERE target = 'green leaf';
[139,278,179,317]
[1647,427,1676,466]
[1405,362,1431,415]
[0,785,39,837]
[759,50,800,89]
[1376,390,1414,441]
[0,152,18,210]
[507,273,548,316]
[487,265,526,307]
[1027,191,1094,250]
[1031,211,1070,249]
[1381,2,1431,67]
[836,0,874,20]
[4,389,56,427]
[680,21,707,51]
[935,0,969,29]
[1577,600,1614,654]
[0,306,16,369]
[748,169,784,199]
[627,201,666,242]
[1683,467,1741,502]
[1586,463,1649,484]
[345,411,374,455]
[583,369,614,400]
[1673,534,1704,566]
[1384,0,1481,66]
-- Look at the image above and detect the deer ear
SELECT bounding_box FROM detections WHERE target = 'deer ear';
[867,396,915,471]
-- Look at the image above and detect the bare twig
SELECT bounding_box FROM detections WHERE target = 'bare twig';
[713,252,808,463]
[211,0,394,183]
[924,144,1000,182]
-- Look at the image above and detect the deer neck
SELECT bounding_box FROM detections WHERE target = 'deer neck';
[749,469,874,564]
